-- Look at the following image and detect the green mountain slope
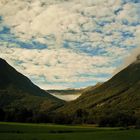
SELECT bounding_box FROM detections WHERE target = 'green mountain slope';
[57,56,140,125]
[0,58,64,111]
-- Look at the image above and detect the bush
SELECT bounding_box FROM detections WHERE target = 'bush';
[98,112,136,127]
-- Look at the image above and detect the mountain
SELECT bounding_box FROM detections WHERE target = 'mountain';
[0,58,64,112]
[57,56,140,125]
[1,56,140,126]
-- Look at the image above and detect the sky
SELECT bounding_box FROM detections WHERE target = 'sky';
[0,0,140,89]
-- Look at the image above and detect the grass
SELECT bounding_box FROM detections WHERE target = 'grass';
[0,122,140,140]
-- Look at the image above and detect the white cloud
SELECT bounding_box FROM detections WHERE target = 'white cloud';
[0,0,139,89]
[117,3,140,24]
[0,46,114,86]
[0,0,139,45]
[114,47,140,74]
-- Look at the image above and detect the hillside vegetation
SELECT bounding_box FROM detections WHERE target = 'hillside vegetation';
[56,57,140,126]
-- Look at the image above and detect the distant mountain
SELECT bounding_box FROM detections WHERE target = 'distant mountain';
[47,84,102,101]
[57,56,140,125]
[0,58,64,111]
[47,89,82,95]
[47,89,82,101]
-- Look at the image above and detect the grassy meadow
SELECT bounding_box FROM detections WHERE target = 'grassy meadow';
[0,122,140,140]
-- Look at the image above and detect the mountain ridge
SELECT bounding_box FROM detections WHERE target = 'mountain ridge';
[0,58,64,111]
[56,55,140,125]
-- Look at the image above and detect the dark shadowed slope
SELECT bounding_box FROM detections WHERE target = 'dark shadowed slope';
[0,58,64,111]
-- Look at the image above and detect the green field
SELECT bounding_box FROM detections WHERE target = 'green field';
[0,122,140,140]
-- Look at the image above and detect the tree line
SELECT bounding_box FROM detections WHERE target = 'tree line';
[0,108,140,128]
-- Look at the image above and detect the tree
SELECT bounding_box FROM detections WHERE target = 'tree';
[0,108,5,121]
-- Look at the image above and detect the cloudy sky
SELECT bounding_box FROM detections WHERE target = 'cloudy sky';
[0,0,140,89]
